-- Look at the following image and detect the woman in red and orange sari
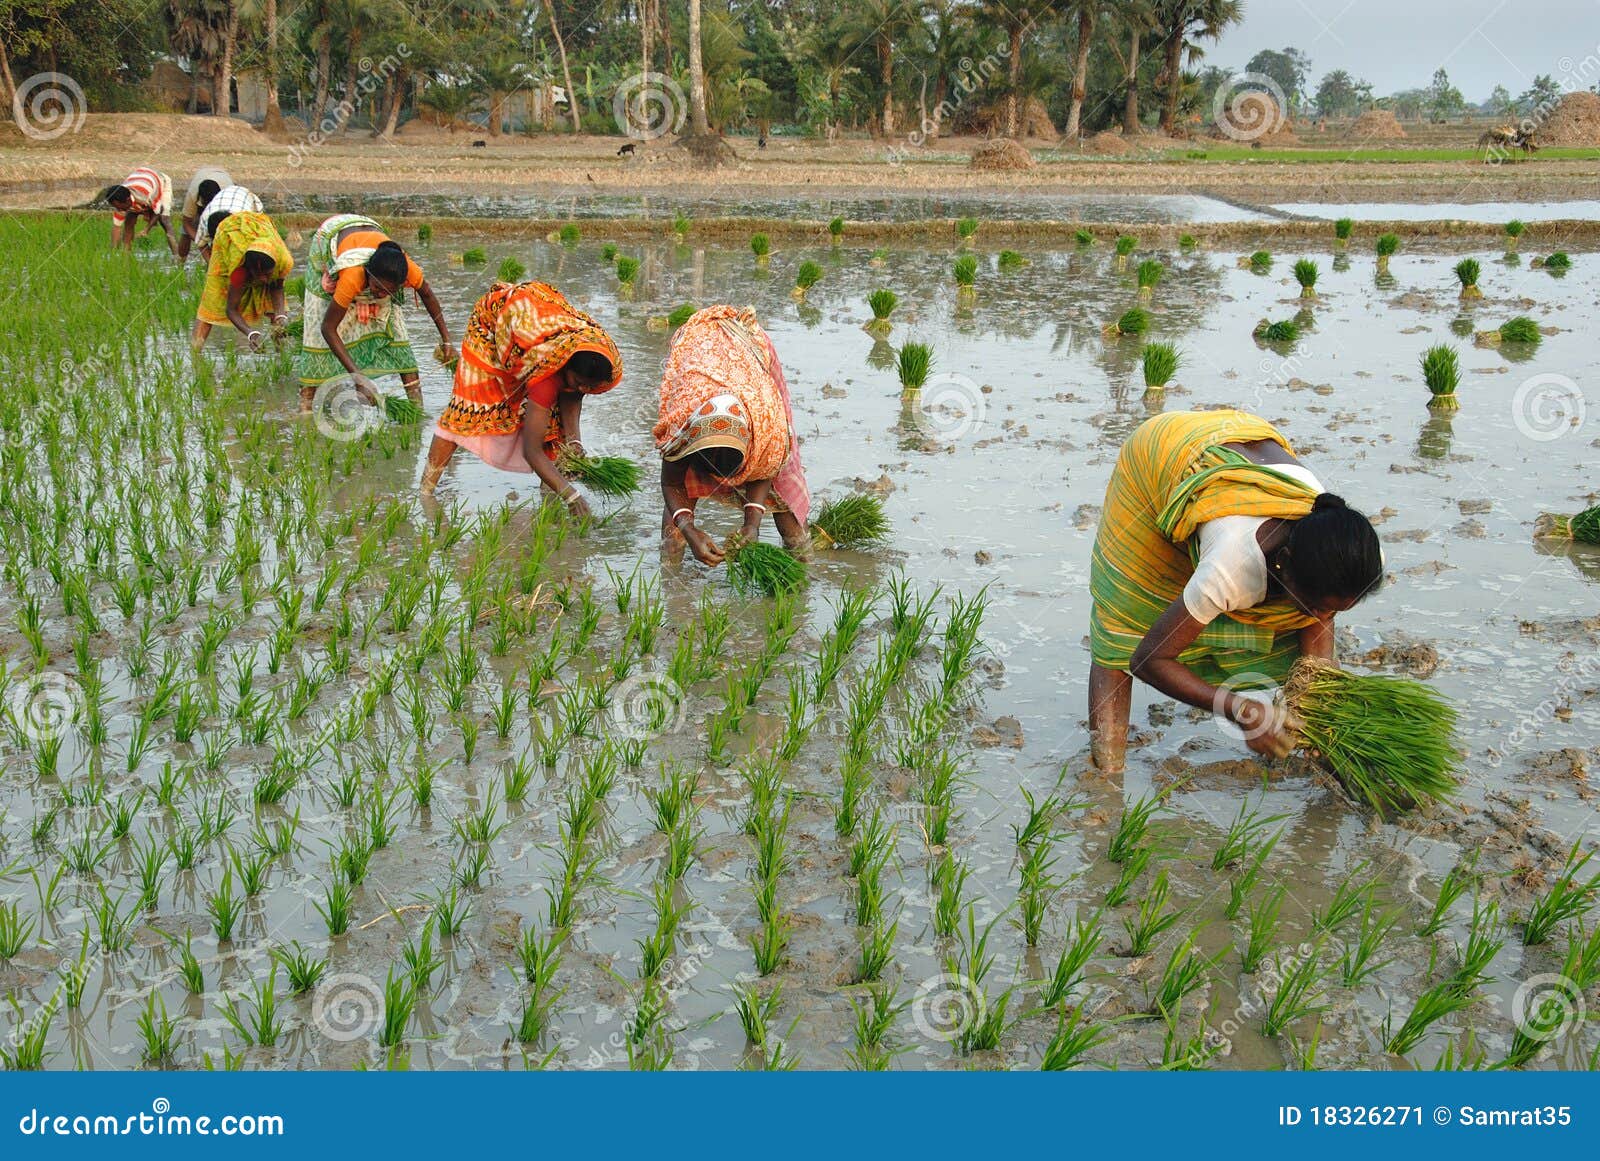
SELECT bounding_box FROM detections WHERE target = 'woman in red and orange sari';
[422,281,622,514]
[654,306,811,567]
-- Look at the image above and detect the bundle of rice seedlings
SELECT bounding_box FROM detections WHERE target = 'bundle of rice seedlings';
[829,216,845,242]
[498,256,526,283]
[432,342,458,370]
[792,260,823,300]
[557,450,642,496]
[1504,219,1525,243]
[1074,228,1094,246]
[1241,249,1272,271]
[956,217,980,241]
[866,288,897,334]
[729,542,806,597]
[461,247,487,266]
[383,395,426,425]
[1102,307,1150,338]
[1291,258,1319,299]
[417,223,434,244]
[810,494,889,549]
[1419,344,1460,410]
[1253,318,1298,343]
[667,303,697,328]
[1283,657,1459,815]
[615,256,640,285]
[751,233,771,262]
[1141,342,1180,392]
[869,247,889,267]
[998,249,1026,270]
[1135,259,1163,296]
[1454,258,1482,300]
[1533,251,1571,271]
[672,213,691,241]
[1475,315,1540,346]
[1114,234,1137,258]
[896,341,933,393]
[1375,233,1399,267]
[1535,504,1600,543]
[601,242,619,263]
[953,254,978,288]
[1334,218,1353,243]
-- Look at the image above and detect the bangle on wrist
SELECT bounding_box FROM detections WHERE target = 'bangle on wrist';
[671,507,693,530]
[743,502,767,512]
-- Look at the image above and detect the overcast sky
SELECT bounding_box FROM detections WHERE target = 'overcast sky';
[1207,0,1600,98]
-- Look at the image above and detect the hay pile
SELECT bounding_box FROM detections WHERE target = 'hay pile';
[1534,91,1600,145]
[1351,108,1407,139]
[0,113,266,150]
[967,97,1058,141]
[1086,131,1132,155]
[969,138,1035,171]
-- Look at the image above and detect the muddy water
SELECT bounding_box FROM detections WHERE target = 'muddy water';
[1275,200,1600,222]
[4,226,1597,1072]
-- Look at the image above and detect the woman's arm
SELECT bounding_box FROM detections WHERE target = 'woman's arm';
[224,281,262,347]
[268,281,288,345]
[178,217,198,261]
[1129,597,1299,759]
[522,400,588,518]
[417,280,453,355]
[556,392,584,451]
[661,458,724,566]
[320,300,362,377]
[1298,615,1336,662]
[733,477,775,544]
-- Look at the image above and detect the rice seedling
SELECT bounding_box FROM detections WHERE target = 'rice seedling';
[728,541,805,598]
[1418,855,1478,937]
[1241,885,1286,974]
[1017,840,1061,946]
[792,260,823,299]
[1420,343,1461,410]
[1252,317,1298,344]
[809,493,889,552]
[384,395,426,424]
[557,449,642,496]
[272,941,328,996]
[1312,869,1375,934]
[1035,910,1104,1011]
[558,223,581,246]
[1375,233,1399,265]
[317,877,355,936]
[1104,846,1150,908]
[1107,786,1168,863]
[416,222,433,243]
[1535,501,1600,545]
[1283,658,1459,814]
[1040,1006,1112,1070]
[614,255,640,286]
[823,214,845,243]
[1292,257,1319,299]
[894,340,934,396]
[998,249,1026,269]
[1122,870,1182,957]
[461,247,486,266]
[221,964,284,1047]
[1337,899,1402,987]
[1475,314,1542,347]
[750,233,771,261]
[1453,257,1483,300]
[1102,307,1150,338]
[1263,943,1328,1038]
[0,899,35,958]
[1114,234,1137,259]
[378,966,417,1048]
[1536,250,1571,271]
[1150,934,1218,1018]
[955,216,979,242]
[1066,227,1092,247]
[1135,258,1163,295]
[1334,217,1353,242]
[137,991,180,1064]
[865,288,898,335]
[1384,972,1476,1056]
[852,916,898,983]
[952,253,978,289]
[1140,341,1180,393]
[1522,844,1599,945]
[497,256,526,283]
[945,908,1012,1053]
[432,883,472,937]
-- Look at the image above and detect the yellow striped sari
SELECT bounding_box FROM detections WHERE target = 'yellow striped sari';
[1089,409,1321,686]
[198,212,293,325]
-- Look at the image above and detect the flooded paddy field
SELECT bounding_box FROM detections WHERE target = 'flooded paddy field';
[1,212,1596,1072]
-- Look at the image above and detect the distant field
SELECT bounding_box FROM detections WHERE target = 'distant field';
[1158,145,1600,163]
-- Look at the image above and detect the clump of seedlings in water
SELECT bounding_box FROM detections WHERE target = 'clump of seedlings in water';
[1454,257,1482,300]
[1240,249,1272,271]
[1141,341,1180,395]
[1420,343,1460,410]
[417,222,433,243]
[1102,306,1150,339]
[498,256,526,283]
[750,233,771,263]
[1503,218,1524,251]
[810,494,889,549]
[1474,314,1541,347]
[998,249,1026,270]
[614,256,640,287]
[557,448,642,496]
[728,542,805,598]
[1179,233,1198,250]
[1074,227,1094,245]
[1293,258,1319,298]
[1375,233,1399,268]
[1532,250,1571,271]
[865,289,898,334]
[1252,317,1298,344]
[672,213,691,242]
[600,242,618,262]
[956,217,979,243]
[952,253,978,291]
[828,216,845,243]
[1114,234,1137,261]
[1135,258,1163,297]
[869,246,889,266]
[792,260,823,300]
[461,247,487,266]
[1535,502,1600,544]
[558,224,581,246]
[1334,217,1353,244]
[666,302,697,328]
[1521,844,1598,945]
[896,341,933,394]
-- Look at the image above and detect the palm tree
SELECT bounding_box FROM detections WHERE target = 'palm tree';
[914,0,972,142]
[237,0,284,132]
[1109,0,1154,134]
[1060,0,1102,140]
[981,0,1033,138]
[542,0,579,133]
[166,0,240,116]
[1153,0,1242,134]
[688,0,710,135]
[851,0,923,138]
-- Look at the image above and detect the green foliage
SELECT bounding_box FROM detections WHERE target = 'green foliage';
[750,233,771,257]
[1141,342,1180,389]
[1334,217,1353,240]
[1375,233,1400,258]
[1420,344,1460,406]
[615,256,641,284]
[795,260,823,290]
[896,341,934,391]
[867,289,898,320]
[497,256,526,282]
[952,254,978,286]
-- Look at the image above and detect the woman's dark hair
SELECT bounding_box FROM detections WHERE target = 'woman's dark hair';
[240,250,278,280]
[1286,493,1383,603]
[102,185,132,207]
[565,350,613,386]
[691,445,744,480]
[196,179,222,207]
[204,209,232,238]
[366,240,409,286]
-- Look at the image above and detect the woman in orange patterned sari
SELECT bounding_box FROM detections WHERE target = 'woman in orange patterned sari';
[654,306,811,567]
[422,281,621,513]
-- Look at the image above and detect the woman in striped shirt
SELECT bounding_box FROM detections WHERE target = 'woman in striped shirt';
[103,168,178,259]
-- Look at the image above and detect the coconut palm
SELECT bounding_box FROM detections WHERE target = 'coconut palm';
[1153,0,1243,135]
[849,0,926,138]
[1109,0,1154,135]
[912,0,973,142]
[541,0,579,133]
[688,0,710,135]
[1061,0,1104,140]
[980,0,1035,138]
[166,0,240,116]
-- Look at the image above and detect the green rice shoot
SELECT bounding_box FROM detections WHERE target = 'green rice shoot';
[998,250,1026,270]
[1496,316,1541,344]
[416,223,433,243]
[558,224,582,246]
[750,233,771,258]
[1535,504,1600,543]
[615,256,640,284]
[1504,219,1525,239]
[1541,251,1571,270]
[1135,259,1163,290]
[1293,258,1319,296]
[1419,344,1460,409]
[867,289,898,321]
[601,242,618,262]
[897,341,934,392]
[794,261,823,291]
[1248,250,1272,270]
[1285,659,1459,816]
[1075,228,1094,245]
[667,303,697,328]
[558,451,642,497]
[672,213,691,238]
[1375,233,1400,258]
[1254,318,1298,343]
[1454,258,1481,298]
[1114,234,1137,257]
[383,395,426,425]
[1141,342,1180,390]
[1178,234,1198,249]
[956,217,980,240]
[461,247,487,266]
[811,494,890,549]
[1106,307,1150,338]
[953,254,978,287]
[1334,218,1353,241]
[829,216,845,239]
[497,256,525,283]
[729,542,805,598]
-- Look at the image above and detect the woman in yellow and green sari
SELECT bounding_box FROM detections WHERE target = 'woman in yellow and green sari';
[1087,409,1383,774]
[190,211,294,352]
